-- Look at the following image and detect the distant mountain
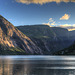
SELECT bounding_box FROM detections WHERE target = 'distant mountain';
[69,30,75,41]
[17,25,74,54]
[17,25,55,39]
[54,42,75,55]
[0,15,75,55]
[0,15,42,55]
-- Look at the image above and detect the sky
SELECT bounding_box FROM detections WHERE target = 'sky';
[0,0,75,31]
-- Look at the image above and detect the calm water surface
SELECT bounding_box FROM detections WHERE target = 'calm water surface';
[0,56,75,75]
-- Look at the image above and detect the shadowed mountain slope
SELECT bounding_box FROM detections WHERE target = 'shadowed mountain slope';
[17,25,74,54]
[0,15,75,55]
[54,42,75,55]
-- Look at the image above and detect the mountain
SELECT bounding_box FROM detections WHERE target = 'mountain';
[0,15,75,55]
[17,25,74,54]
[54,42,75,55]
[17,25,55,39]
[69,30,75,41]
[0,15,42,55]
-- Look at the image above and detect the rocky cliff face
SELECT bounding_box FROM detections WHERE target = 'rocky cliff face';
[0,15,42,55]
[17,25,74,54]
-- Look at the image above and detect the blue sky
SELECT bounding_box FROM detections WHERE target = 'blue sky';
[0,0,75,31]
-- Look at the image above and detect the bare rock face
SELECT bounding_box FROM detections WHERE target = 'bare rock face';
[0,15,42,55]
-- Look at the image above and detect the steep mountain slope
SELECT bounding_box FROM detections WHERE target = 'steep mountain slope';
[0,15,42,55]
[1,15,74,55]
[17,25,74,54]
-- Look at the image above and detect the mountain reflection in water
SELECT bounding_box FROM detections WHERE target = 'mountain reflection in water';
[0,56,75,75]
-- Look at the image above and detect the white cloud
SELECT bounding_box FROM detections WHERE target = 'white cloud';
[43,23,75,31]
[58,24,71,27]
[43,22,50,25]
[58,24,75,31]
[49,18,53,22]
[43,18,56,27]
[15,0,75,5]
[60,14,70,20]
[68,28,75,31]
[51,21,56,25]
[43,16,75,31]
[72,24,75,27]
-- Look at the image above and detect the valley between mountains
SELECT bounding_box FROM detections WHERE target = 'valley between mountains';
[0,15,75,55]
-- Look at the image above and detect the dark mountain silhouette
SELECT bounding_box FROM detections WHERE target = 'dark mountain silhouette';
[54,41,75,55]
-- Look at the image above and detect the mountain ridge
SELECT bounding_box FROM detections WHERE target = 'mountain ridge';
[0,15,75,55]
[17,25,75,54]
[54,42,75,55]
[0,15,42,55]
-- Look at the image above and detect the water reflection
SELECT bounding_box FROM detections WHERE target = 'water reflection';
[0,56,75,75]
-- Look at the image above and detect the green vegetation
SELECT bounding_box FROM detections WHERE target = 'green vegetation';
[17,25,55,39]
[0,15,75,55]
[54,42,75,55]
[17,25,74,54]
[17,25,69,40]
[0,44,27,55]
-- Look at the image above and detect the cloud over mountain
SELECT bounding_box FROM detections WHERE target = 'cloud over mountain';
[60,14,70,20]
[43,18,56,26]
[58,24,75,31]
[16,0,75,4]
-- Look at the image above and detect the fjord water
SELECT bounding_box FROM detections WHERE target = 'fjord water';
[0,56,75,75]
